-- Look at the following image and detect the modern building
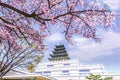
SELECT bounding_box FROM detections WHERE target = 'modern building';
[35,44,120,80]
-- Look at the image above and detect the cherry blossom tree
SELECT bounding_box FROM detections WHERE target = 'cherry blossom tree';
[0,39,42,79]
[0,0,115,78]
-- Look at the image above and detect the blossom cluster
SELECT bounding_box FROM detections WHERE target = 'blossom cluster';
[0,0,115,52]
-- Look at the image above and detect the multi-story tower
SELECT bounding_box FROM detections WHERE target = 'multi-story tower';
[48,45,70,61]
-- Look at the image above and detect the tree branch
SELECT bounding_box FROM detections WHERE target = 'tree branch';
[0,3,33,17]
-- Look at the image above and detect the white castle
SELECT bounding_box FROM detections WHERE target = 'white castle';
[35,45,120,80]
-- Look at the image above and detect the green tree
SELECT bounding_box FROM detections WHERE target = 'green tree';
[86,74,102,80]
[27,55,44,73]
[27,63,35,73]
[86,74,112,80]
[104,77,113,80]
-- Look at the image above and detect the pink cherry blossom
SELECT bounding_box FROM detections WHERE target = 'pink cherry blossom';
[0,0,115,53]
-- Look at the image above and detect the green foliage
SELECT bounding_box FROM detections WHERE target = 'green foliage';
[28,63,35,73]
[27,55,44,73]
[86,74,102,80]
[86,74,112,80]
[104,77,113,80]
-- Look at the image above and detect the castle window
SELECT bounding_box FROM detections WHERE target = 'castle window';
[43,71,51,76]
[64,63,70,66]
[35,72,42,74]
[47,64,54,67]
[62,70,69,75]
[79,69,90,75]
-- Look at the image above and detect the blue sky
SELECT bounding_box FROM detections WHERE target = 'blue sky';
[42,0,120,73]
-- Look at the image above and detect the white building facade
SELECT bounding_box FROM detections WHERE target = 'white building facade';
[35,59,120,80]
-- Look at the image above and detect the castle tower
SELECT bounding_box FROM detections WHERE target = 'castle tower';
[48,45,70,61]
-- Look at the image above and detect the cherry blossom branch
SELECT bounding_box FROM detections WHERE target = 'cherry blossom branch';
[0,3,32,17]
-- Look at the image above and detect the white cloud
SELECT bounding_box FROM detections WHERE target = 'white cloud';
[104,0,120,10]
[46,33,64,42]
[69,31,120,61]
